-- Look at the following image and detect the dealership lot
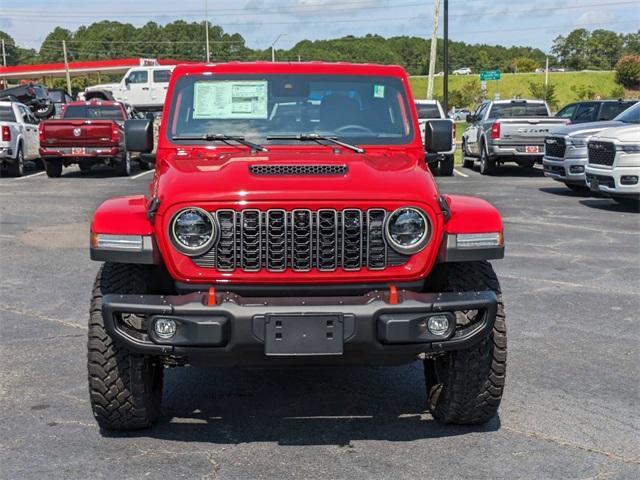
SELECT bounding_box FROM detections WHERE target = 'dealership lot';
[0,164,638,479]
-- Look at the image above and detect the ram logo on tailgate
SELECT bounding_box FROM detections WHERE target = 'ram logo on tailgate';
[73,127,82,137]
[518,127,550,134]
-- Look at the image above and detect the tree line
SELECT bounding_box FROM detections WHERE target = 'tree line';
[1,22,638,76]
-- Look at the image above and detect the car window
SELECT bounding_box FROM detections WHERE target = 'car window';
[556,104,577,119]
[615,103,640,124]
[488,103,549,119]
[153,70,171,83]
[127,71,148,84]
[574,103,597,122]
[599,102,635,121]
[19,105,32,122]
[415,103,441,119]
[63,105,125,120]
[0,106,17,122]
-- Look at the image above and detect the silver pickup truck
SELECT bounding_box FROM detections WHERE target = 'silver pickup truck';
[462,99,568,174]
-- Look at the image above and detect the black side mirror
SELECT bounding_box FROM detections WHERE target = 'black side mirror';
[125,119,153,153]
[124,77,131,86]
[466,113,475,123]
[424,119,453,155]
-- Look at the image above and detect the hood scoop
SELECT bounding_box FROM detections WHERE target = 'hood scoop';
[249,164,348,176]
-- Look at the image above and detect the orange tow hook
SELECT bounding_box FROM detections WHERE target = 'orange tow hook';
[207,287,217,306]
[387,285,400,305]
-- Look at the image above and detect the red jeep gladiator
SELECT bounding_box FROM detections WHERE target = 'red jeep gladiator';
[39,100,132,177]
[88,62,506,430]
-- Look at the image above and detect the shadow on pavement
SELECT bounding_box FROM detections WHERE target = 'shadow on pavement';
[580,198,640,213]
[538,186,592,198]
[488,166,545,178]
[104,366,500,445]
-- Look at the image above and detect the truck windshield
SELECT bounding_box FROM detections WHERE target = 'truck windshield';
[63,105,124,120]
[614,103,640,124]
[167,74,414,146]
[415,104,441,119]
[488,103,549,119]
[0,106,16,122]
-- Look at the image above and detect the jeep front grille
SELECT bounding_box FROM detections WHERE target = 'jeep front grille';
[588,141,616,166]
[249,164,348,176]
[544,137,566,158]
[192,208,410,272]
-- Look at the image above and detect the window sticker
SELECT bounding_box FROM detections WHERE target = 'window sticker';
[193,80,268,119]
[373,84,385,98]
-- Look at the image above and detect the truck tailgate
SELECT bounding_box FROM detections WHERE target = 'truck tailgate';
[41,120,119,147]
[497,118,568,143]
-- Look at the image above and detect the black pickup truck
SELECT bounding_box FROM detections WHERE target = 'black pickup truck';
[0,83,55,119]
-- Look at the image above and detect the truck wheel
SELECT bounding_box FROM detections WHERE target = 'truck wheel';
[115,152,131,177]
[88,263,163,430]
[44,159,63,178]
[479,145,495,175]
[34,102,55,119]
[6,144,25,177]
[518,159,535,169]
[423,261,506,425]
[461,141,474,169]
[440,155,455,176]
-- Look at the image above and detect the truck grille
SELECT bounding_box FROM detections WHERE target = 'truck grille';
[588,141,616,166]
[544,137,566,158]
[193,208,410,272]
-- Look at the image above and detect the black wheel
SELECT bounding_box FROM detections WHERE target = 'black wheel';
[88,263,163,431]
[424,261,506,425]
[479,144,495,175]
[115,151,131,177]
[34,102,55,119]
[462,140,475,169]
[44,159,63,178]
[518,158,535,169]
[79,163,92,173]
[6,144,25,177]
[564,183,590,194]
[439,155,455,176]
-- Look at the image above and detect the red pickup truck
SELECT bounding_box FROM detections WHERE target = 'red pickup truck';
[39,100,131,177]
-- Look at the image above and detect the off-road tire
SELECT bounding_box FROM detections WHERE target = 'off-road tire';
[88,263,163,430]
[44,159,63,178]
[462,140,475,168]
[34,102,55,119]
[424,261,506,424]
[479,144,495,175]
[439,155,455,176]
[115,151,131,177]
[6,143,24,177]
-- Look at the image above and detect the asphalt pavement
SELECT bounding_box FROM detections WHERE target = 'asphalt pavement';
[1,162,639,479]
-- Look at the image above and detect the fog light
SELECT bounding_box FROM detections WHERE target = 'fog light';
[621,175,638,185]
[154,318,177,339]
[569,165,584,174]
[427,315,450,336]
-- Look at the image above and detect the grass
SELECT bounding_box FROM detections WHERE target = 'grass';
[410,71,637,110]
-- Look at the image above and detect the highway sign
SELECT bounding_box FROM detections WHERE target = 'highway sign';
[480,70,501,81]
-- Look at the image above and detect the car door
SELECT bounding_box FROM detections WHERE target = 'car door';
[150,69,171,105]
[465,103,486,155]
[556,103,578,122]
[18,105,38,159]
[123,70,150,106]
[572,103,597,124]
[26,111,40,158]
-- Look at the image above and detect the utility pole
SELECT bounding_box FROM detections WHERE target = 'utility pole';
[205,0,210,62]
[544,56,549,91]
[443,0,449,114]
[1,39,6,68]
[426,0,441,99]
[62,40,72,96]
[271,34,286,62]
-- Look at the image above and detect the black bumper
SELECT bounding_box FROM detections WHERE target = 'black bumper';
[102,289,498,367]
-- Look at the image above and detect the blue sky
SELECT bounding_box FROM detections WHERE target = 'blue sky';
[1,0,638,53]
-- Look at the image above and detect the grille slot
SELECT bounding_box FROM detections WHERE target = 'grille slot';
[192,208,409,272]
[588,141,616,166]
[250,164,348,176]
[544,137,566,158]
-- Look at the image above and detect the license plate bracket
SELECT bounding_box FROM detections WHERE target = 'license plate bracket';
[525,146,540,153]
[72,147,86,155]
[265,314,344,356]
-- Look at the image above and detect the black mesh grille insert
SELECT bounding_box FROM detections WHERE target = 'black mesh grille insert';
[249,164,348,176]
[544,137,566,158]
[588,141,616,166]
[191,208,411,272]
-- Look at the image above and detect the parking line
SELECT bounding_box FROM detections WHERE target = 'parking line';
[453,168,469,178]
[15,171,46,180]
[130,169,155,180]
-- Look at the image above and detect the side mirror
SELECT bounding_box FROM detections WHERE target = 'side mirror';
[424,119,454,155]
[125,119,153,153]
[124,77,131,86]
[466,113,475,123]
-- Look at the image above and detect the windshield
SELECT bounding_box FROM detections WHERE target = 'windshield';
[614,102,640,124]
[415,103,441,119]
[167,74,414,145]
[488,103,549,119]
[63,105,124,120]
[0,106,16,122]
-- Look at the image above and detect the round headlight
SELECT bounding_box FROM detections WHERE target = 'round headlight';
[170,207,216,256]
[385,207,430,254]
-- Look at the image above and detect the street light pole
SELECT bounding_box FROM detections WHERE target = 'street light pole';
[271,34,286,62]
[205,0,210,62]
[443,0,449,114]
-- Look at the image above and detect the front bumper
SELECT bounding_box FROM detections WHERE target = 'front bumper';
[585,165,640,197]
[102,289,498,367]
[543,155,587,185]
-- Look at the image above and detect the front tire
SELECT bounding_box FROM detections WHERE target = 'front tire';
[88,263,163,430]
[424,261,506,424]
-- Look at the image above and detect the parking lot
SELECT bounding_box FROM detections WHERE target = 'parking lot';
[0,162,638,479]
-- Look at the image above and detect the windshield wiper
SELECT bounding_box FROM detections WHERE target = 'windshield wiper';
[172,134,267,152]
[266,134,365,154]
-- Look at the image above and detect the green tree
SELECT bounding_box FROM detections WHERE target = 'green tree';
[39,27,74,63]
[552,29,590,69]
[511,57,539,73]
[528,81,558,108]
[615,55,640,88]
[587,29,622,69]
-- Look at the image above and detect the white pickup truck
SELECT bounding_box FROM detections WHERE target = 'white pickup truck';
[415,99,456,176]
[0,101,41,177]
[83,65,175,111]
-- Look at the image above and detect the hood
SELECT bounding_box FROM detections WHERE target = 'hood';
[154,147,438,208]
[85,83,120,92]
[593,124,640,142]
[553,120,622,137]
